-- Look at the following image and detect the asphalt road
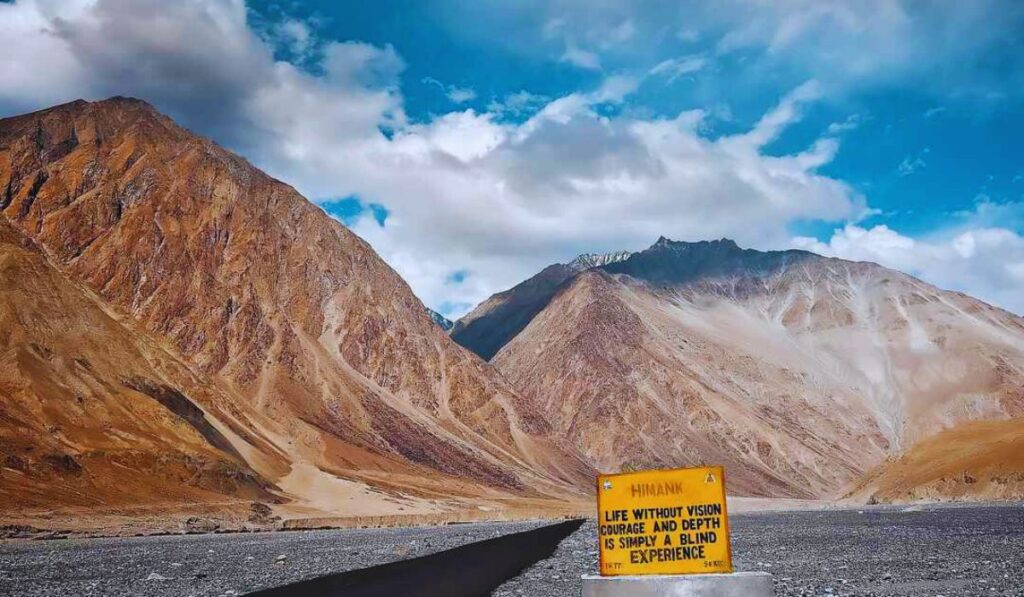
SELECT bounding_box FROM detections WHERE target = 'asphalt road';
[2,504,1023,596]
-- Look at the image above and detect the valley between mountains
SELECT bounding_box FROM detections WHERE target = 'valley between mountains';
[1,98,1022,532]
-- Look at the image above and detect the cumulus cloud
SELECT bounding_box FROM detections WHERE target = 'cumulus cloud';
[487,90,551,119]
[560,41,602,70]
[0,0,868,317]
[4,0,1017,321]
[422,77,477,104]
[649,55,707,83]
[275,19,316,60]
[793,202,1024,314]
[0,0,405,150]
[259,63,858,315]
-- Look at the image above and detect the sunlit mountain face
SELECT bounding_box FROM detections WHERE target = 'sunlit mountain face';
[0,98,592,515]
[484,236,1024,500]
[1,0,1024,525]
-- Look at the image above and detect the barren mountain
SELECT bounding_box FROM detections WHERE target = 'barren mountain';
[850,418,1024,503]
[491,238,1024,498]
[0,217,277,509]
[0,98,591,520]
[452,251,630,360]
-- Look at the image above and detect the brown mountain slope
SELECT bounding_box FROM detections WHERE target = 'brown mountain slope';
[452,251,631,360]
[0,216,277,509]
[492,238,1024,499]
[849,418,1024,503]
[0,98,591,517]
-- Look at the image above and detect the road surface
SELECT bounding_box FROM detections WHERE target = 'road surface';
[2,503,1023,596]
[497,503,1024,597]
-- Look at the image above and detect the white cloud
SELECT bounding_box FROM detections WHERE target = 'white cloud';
[449,0,1024,101]
[0,0,866,318]
[447,87,477,103]
[793,206,1024,315]
[897,150,928,176]
[604,19,636,46]
[273,72,859,316]
[13,0,1018,321]
[560,41,602,70]
[707,0,1024,98]
[649,55,707,83]
[397,110,507,162]
[732,80,821,148]
[422,77,477,104]
[276,19,315,59]
[487,90,550,119]
[826,113,866,135]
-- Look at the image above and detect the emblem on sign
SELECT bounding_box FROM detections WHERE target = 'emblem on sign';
[596,466,733,576]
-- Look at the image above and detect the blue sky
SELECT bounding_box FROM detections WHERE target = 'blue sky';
[3,0,1024,315]
[251,0,1024,237]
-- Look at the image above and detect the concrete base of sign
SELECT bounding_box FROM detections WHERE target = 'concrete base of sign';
[581,572,773,596]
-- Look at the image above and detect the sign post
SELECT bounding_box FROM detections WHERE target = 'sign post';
[582,466,773,596]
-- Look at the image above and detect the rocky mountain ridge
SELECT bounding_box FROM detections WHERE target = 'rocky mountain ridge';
[0,97,592,518]
[568,250,633,270]
[486,236,1024,499]
[451,250,631,360]
[0,216,276,509]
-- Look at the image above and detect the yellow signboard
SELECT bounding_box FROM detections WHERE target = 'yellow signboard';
[597,466,732,576]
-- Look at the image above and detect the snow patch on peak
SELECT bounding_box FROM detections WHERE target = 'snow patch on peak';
[425,307,454,331]
[569,250,633,270]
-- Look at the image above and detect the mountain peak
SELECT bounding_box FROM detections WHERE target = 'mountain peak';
[603,236,811,286]
[40,96,157,117]
[568,250,633,270]
[1,97,592,511]
[649,236,740,251]
[102,95,158,110]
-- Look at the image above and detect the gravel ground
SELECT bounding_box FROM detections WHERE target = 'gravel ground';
[494,503,1024,597]
[3,504,1022,596]
[0,520,549,596]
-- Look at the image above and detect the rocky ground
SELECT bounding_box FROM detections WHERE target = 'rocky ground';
[0,520,549,596]
[495,503,1024,597]
[1,504,1022,596]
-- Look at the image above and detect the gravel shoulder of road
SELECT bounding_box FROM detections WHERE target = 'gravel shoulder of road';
[0,520,550,597]
[4,503,1023,597]
[495,503,1024,597]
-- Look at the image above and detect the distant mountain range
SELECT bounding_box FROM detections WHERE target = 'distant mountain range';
[454,237,1024,501]
[1,98,1021,522]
